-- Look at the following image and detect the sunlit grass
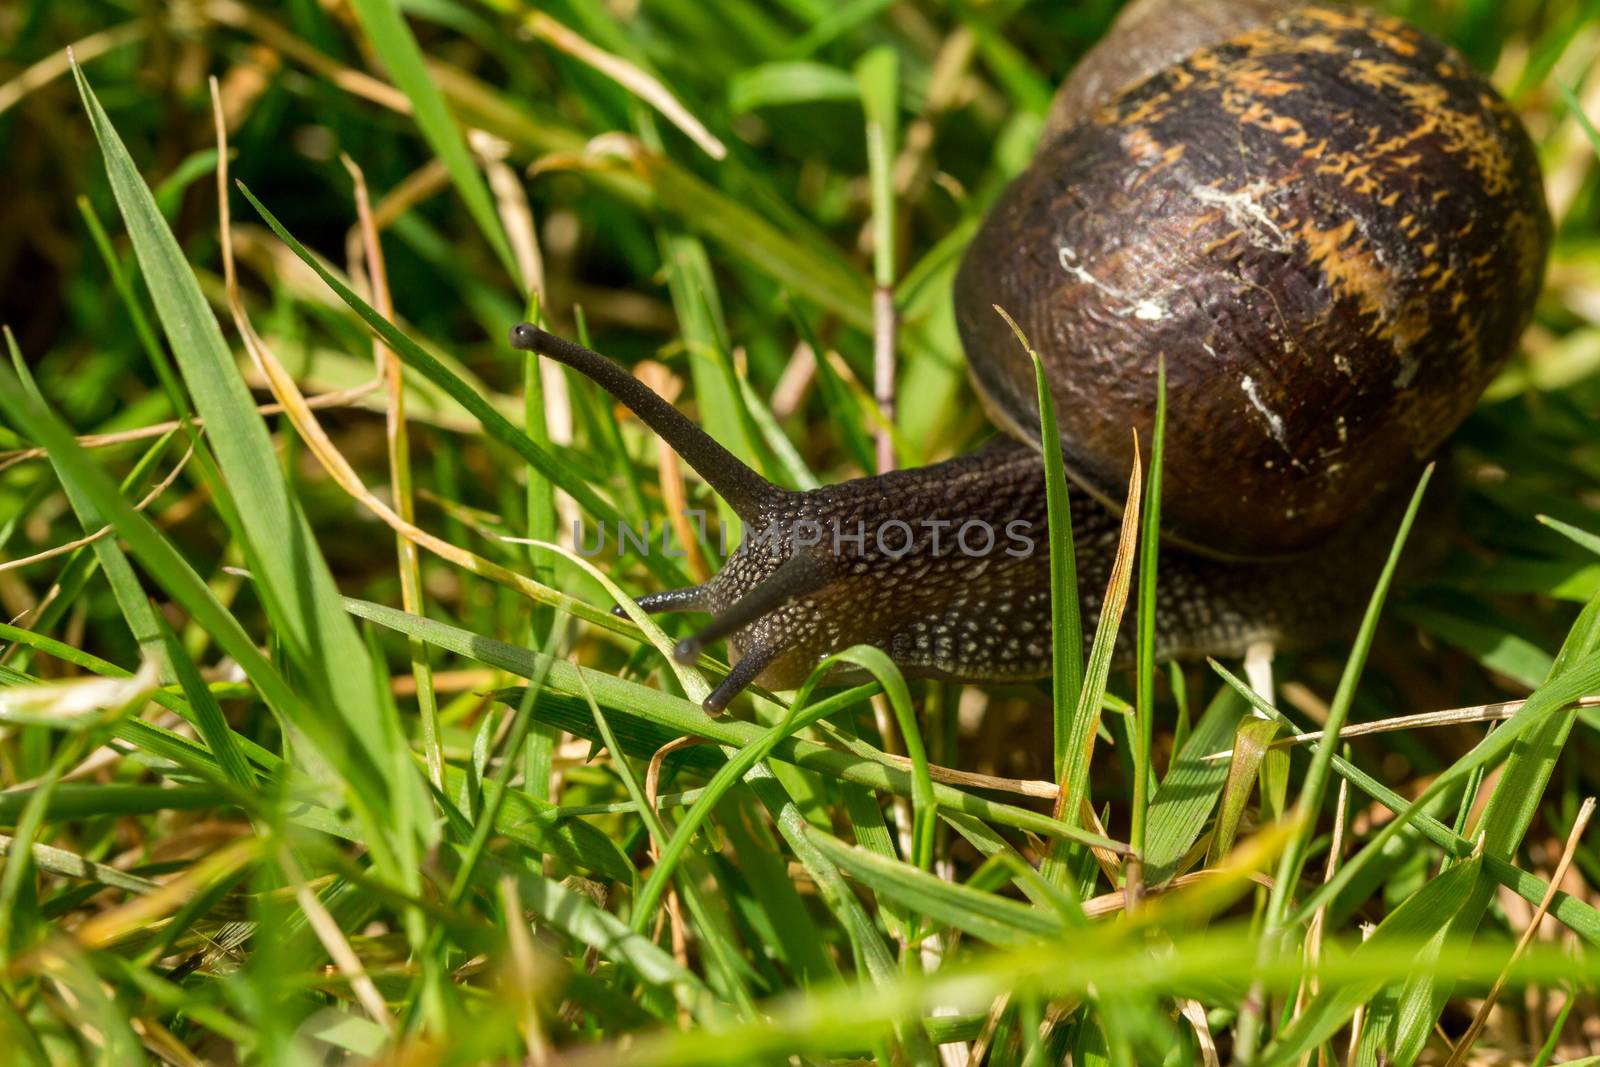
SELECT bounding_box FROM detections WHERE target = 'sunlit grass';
[1,0,1599,1063]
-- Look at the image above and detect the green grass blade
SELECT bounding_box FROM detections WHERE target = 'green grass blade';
[346,0,520,285]
[1261,856,1485,1065]
[70,62,418,836]
[153,616,256,791]
[998,310,1082,781]
[1144,685,1247,882]
[1539,514,1600,556]
[347,597,1123,849]
[7,331,174,680]
[1132,358,1166,861]
[729,61,859,111]
[806,831,1064,945]
[1206,716,1281,868]
[579,675,759,1019]
[1242,466,1435,1055]
[634,643,931,929]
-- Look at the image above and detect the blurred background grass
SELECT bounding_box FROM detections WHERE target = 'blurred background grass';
[2,0,1600,1063]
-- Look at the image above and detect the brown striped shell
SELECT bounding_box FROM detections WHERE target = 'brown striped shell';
[955,1,1549,558]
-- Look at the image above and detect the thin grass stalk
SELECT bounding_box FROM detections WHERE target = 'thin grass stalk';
[1131,357,1167,886]
[1444,796,1596,1065]
[858,46,899,475]
[1043,441,1141,889]
[336,148,445,791]
[521,300,562,800]
[995,307,1082,781]
[1198,696,1600,759]
[1296,774,1347,1067]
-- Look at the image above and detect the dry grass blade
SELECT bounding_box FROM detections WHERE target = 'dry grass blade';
[524,13,726,161]
[872,754,1057,800]
[1080,797,1126,886]
[1201,694,1600,761]
[1443,797,1595,1067]
[497,876,552,1062]
[336,144,446,791]
[276,844,394,1034]
[0,24,144,117]
[202,0,409,113]
[966,991,1010,1067]
[1297,776,1347,1067]
[1345,922,1377,1059]
[1178,997,1221,1067]
[0,384,380,473]
[1051,430,1142,828]
[474,130,546,297]
[638,362,712,583]
[0,442,193,573]
[67,837,258,952]
[643,735,705,969]
[1079,869,1276,920]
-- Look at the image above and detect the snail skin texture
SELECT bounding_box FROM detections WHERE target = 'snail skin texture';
[510,0,1549,712]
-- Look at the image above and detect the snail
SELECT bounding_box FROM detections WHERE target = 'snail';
[511,0,1549,713]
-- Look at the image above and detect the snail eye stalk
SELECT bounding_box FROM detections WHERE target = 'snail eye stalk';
[509,324,778,521]
[513,323,811,712]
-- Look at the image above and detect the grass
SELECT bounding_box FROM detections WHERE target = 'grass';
[1,0,1599,1063]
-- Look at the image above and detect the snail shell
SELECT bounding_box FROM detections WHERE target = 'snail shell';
[956,2,1549,558]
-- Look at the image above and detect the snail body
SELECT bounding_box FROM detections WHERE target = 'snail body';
[512,0,1548,712]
